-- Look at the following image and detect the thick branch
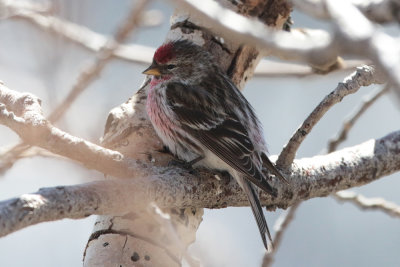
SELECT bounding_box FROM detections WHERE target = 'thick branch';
[171,0,400,91]
[171,0,338,69]
[5,2,349,77]
[1,130,399,237]
[0,84,149,179]
[0,0,148,176]
[8,0,398,85]
[293,0,400,91]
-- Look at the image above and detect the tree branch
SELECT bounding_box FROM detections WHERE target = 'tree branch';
[0,84,148,179]
[262,201,301,267]
[47,0,148,123]
[267,66,389,265]
[0,0,148,176]
[277,65,385,168]
[0,129,399,237]
[333,191,400,218]
[293,0,400,91]
[170,0,339,70]
[293,0,400,24]
[262,82,394,263]
[0,143,66,175]
[325,82,400,221]
[5,1,155,66]
[5,1,362,78]
[7,0,400,84]
[328,84,390,152]
[171,0,400,92]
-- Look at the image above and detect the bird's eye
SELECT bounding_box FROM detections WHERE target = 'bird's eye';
[167,64,176,70]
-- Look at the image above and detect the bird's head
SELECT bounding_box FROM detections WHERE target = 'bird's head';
[143,40,214,81]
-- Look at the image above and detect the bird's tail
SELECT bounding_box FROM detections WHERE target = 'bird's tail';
[240,177,273,251]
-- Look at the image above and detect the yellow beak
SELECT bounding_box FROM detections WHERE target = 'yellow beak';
[142,65,161,76]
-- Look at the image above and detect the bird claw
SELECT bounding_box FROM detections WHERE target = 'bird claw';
[168,158,195,171]
[168,158,188,168]
[157,145,170,154]
[216,171,232,184]
[168,157,204,175]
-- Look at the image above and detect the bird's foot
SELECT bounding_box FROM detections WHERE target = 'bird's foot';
[168,156,204,174]
[168,158,190,168]
[215,170,232,185]
[157,145,171,154]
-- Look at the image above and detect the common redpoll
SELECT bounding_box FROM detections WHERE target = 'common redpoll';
[143,40,287,250]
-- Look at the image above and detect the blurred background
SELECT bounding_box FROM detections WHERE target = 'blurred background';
[0,0,399,266]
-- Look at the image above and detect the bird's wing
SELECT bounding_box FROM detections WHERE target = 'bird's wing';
[166,82,276,196]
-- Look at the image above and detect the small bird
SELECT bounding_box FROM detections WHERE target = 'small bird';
[143,40,287,250]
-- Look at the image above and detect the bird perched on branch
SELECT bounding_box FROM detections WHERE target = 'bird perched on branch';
[143,40,287,250]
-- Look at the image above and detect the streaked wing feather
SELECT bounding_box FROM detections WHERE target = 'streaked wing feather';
[195,120,276,196]
[166,82,276,196]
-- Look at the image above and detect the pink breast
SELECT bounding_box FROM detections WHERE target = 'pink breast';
[146,84,176,138]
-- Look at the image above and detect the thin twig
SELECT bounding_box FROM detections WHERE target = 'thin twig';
[328,84,390,152]
[0,0,149,175]
[0,143,30,174]
[277,65,385,169]
[325,82,399,221]
[262,202,301,267]
[7,4,155,66]
[333,191,400,218]
[5,4,366,78]
[47,0,149,122]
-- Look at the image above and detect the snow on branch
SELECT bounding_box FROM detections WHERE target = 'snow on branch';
[277,65,385,168]
[0,129,399,237]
